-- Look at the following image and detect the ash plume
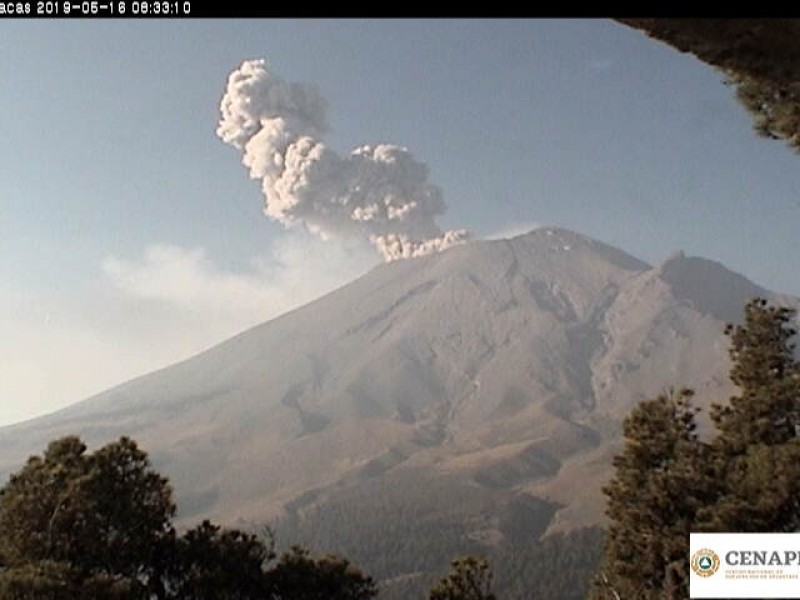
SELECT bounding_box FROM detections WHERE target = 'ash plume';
[217,59,470,261]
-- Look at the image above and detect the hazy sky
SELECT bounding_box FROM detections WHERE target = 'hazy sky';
[1,19,798,426]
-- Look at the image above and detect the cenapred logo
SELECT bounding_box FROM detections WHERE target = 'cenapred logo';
[691,533,800,598]
[691,548,721,577]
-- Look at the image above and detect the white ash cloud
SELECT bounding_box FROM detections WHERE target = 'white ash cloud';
[217,59,469,261]
[371,230,472,261]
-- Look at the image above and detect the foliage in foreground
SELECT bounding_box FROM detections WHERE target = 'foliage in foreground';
[617,19,800,152]
[594,298,800,599]
[0,433,508,599]
[429,556,496,600]
[0,435,378,599]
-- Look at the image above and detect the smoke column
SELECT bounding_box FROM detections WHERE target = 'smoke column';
[217,59,470,261]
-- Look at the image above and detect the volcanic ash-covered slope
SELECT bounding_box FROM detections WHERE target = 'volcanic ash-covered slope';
[0,230,636,512]
[0,227,792,595]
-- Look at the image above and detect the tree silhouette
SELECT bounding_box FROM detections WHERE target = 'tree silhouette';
[617,19,800,152]
[429,556,497,600]
[0,436,379,599]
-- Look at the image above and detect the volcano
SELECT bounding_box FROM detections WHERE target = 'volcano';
[1,228,794,597]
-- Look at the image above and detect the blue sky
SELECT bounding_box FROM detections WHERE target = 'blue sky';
[1,19,798,425]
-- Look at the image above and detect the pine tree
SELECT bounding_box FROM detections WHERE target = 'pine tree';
[165,520,273,599]
[712,298,799,450]
[593,389,710,599]
[429,556,497,600]
[267,545,378,599]
[701,298,800,532]
[0,436,380,599]
[0,436,96,566]
[0,436,175,597]
[595,298,800,598]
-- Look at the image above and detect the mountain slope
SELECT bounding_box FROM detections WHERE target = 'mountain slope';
[0,227,794,597]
